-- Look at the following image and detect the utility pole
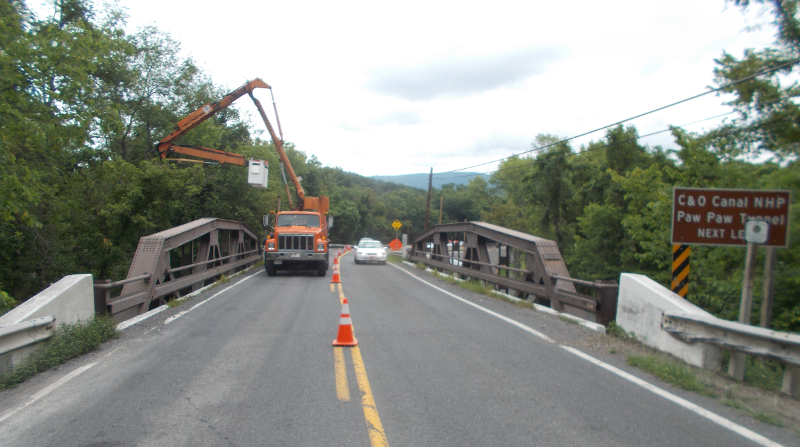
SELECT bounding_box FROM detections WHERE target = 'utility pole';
[424,168,433,230]
[439,196,443,225]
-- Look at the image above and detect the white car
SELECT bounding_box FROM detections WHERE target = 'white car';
[354,240,387,265]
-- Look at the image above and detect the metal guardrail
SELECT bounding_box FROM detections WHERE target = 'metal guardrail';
[410,222,618,325]
[0,316,56,356]
[95,218,262,322]
[662,312,800,396]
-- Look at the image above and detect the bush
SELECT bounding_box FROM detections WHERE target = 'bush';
[0,317,119,389]
[0,291,16,317]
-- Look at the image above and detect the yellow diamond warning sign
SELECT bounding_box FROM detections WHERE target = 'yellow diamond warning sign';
[392,220,402,230]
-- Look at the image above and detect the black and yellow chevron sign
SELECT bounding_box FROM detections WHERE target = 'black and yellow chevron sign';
[671,244,690,298]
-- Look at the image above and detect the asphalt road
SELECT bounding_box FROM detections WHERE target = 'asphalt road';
[0,256,797,446]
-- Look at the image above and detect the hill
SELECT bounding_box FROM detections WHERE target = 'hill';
[370,172,490,190]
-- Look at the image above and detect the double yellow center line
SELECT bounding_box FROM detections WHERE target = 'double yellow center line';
[332,276,389,447]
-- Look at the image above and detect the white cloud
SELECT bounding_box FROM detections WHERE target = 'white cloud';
[369,110,424,126]
[110,0,775,176]
[365,46,567,101]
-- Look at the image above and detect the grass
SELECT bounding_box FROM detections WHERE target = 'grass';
[431,270,458,284]
[459,279,494,295]
[167,297,184,308]
[722,392,785,427]
[607,321,634,340]
[627,354,718,398]
[722,398,748,411]
[753,411,785,427]
[387,254,403,263]
[559,315,579,325]
[415,262,426,270]
[216,273,230,285]
[426,270,534,309]
[618,335,790,429]
[0,317,119,390]
[744,358,784,392]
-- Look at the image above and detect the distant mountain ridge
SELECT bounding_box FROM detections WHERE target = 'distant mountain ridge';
[370,172,490,190]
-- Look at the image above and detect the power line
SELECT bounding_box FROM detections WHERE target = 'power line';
[437,109,795,182]
[434,111,737,181]
[437,58,800,176]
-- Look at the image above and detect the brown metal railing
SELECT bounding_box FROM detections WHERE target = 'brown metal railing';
[95,218,262,322]
[410,221,619,326]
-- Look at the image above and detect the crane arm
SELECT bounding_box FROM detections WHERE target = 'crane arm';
[156,78,271,158]
[155,77,315,211]
[247,91,306,204]
[160,145,246,166]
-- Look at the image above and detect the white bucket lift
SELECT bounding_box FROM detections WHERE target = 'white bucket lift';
[247,159,268,188]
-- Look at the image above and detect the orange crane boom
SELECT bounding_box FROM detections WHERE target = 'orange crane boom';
[156,77,322,211]
[156,78,271,166]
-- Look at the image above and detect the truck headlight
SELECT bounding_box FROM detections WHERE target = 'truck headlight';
[317,242,324,251]
[268,242,275,250]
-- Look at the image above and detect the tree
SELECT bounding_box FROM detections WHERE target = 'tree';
[712,0,800,160]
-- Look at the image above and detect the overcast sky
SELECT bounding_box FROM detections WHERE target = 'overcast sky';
[38,0,775,178]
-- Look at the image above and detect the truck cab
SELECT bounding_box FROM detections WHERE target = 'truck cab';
[264,209,331,277]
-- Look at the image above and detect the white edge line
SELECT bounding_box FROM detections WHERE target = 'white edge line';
[164,270,260,324]
[397,263,605,333]
[561,346,785,447]
[116,305,168,331]
[389,262,785,447]
[116,268,263,331]
[0,363,97,425]
[389,263,554,343]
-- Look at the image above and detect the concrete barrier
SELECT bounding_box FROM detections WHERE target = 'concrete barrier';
[616,273,721,369]
[0,274,95,371]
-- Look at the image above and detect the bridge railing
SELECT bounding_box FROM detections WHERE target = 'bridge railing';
[94,218,262,322]
[409,221,618,325]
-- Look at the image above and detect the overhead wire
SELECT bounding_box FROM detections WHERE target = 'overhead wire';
[435,58,800,177]
[435,110,797,181]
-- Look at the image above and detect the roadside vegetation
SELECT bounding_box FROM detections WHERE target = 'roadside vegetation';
[387,254,403,263]
[428,269,535,309]
[1,1,798,337]
[0,317,119,390]
[606,321,794,429]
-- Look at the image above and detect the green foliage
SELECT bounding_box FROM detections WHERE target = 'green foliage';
[627,354,718,397]
[752,411,785,428]
[607,321,634,340]
[0,291,16,316]
[0,317,119,389]
[744,358,784,392]
[1,0,798,339]
[459,279,494,295]
[711,0,800,160]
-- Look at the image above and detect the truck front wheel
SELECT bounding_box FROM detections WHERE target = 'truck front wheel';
[265,260,277,276]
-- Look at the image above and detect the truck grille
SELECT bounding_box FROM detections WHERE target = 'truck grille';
[278,234,315,251]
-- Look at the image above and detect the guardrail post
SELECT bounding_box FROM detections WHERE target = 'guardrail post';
[782,366,800,397]
[595,281,618,326]
[93,279,111,316]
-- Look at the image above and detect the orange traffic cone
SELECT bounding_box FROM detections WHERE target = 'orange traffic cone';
[332,297,357,346]
[331,256,341,283]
